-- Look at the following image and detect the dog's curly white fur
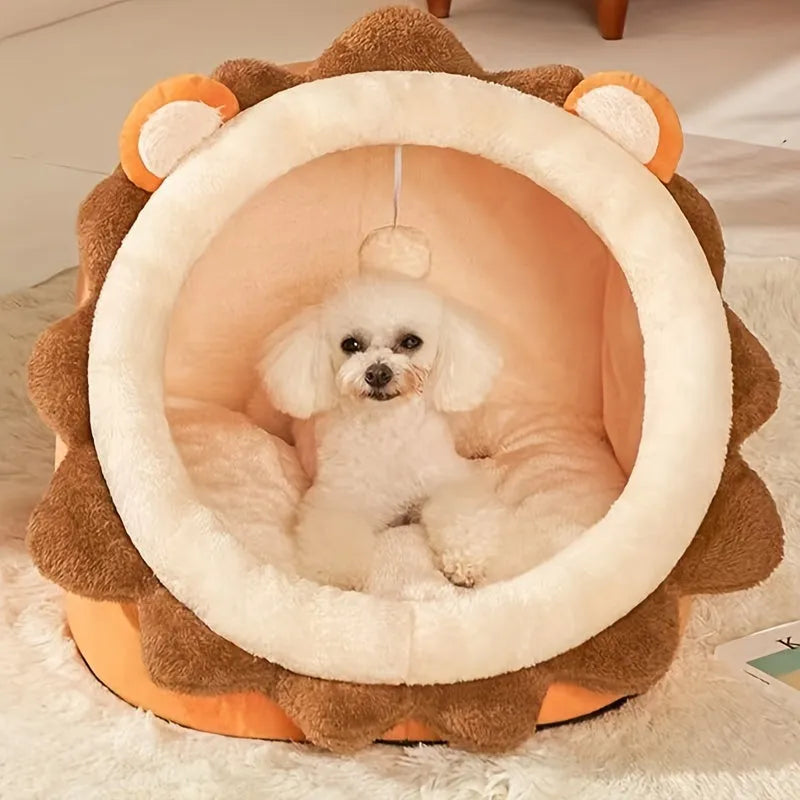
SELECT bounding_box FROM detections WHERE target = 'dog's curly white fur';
[258,276,504,590]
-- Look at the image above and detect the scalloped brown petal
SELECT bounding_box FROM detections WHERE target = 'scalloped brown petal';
[546,584,681,695]
[77,167,150,295]
[27,301,94,447]
[667,174,725,288]
[272,672,410,752]
[27,445,156,601]
[488,65,584,106]
[673,452,783,594]
[308,6,482,79]
[413,668,551,752]
[212,59,304,110]
[727,307,781,446]
[139,588,279,695]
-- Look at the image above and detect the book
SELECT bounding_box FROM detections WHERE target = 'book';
[715,620,800,710]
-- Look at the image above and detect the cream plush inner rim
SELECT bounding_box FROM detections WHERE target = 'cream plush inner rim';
[88,71,732,685]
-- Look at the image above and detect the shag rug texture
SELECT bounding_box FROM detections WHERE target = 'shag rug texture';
[1,261,799,799]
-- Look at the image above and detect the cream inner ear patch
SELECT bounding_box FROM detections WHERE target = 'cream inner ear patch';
[564,71,684,183]
[138,100,225,179]
[575,85,660,165]
[119,74,239,191]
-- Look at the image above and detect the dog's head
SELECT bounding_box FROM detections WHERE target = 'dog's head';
[259,277,502,419]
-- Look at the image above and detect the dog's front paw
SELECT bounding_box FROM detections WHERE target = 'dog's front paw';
[436,550,485,588]
[422,477,510,589]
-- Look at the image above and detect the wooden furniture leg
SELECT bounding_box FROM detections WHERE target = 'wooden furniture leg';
[427,0,453,19]
[596,0,629,40]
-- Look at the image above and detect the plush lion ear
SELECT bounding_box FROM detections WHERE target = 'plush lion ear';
[564,72,683,183]
[119,74,240,192]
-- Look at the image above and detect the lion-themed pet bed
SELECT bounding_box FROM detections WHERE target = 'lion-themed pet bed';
[27,8,783,752]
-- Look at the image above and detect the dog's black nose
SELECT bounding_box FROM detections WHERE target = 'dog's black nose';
[365,363,393,388]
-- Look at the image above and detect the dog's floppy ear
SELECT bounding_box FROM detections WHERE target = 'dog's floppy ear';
[258,307,337,419]
[429,304,503,412]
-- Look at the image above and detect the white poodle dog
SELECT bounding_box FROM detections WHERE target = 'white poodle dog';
[258,275,507,590]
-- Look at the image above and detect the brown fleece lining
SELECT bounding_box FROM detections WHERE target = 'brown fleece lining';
[26,5,783,752]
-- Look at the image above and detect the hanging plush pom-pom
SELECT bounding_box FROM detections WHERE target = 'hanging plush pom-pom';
[358,224,431,279]
[357,146,431,279]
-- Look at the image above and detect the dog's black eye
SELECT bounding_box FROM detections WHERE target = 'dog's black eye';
[341,337,362,354]
[399,334,422,351]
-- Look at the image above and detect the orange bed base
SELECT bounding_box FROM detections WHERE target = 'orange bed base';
[66,592,689,742]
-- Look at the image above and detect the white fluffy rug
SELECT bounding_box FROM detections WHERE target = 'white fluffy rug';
[2,261,799,799]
